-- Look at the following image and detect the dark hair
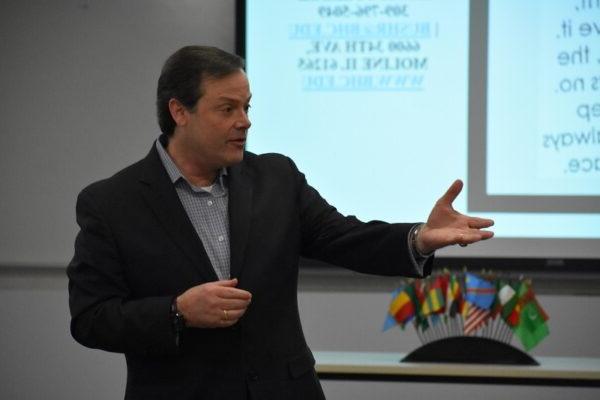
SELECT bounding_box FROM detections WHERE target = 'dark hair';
[156,46,245,135]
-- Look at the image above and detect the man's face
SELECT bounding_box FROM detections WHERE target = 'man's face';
[180,69,251,169]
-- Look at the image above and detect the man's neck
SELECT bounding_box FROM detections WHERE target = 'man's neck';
[166,140,219,187]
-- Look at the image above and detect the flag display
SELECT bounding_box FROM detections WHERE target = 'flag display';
[383,272,550,351]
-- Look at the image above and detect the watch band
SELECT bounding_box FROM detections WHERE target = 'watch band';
[170,297,186,347]
[412,223,433,259]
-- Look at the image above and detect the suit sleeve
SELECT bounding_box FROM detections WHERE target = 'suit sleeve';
[67,188,178,356]
[291,158,432,278]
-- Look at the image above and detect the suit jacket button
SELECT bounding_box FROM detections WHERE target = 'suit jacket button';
[247,372,259,381]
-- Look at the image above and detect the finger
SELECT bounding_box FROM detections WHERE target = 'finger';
[213,309,247,328]
[222,308,246,321]
[478,230,494,240]
[467,217,495,229]
[216,286,252,301]
[212,278,238,287]
[456,230,494,245]
[219,298,251,311]
[438,179,463,206]
[217,318,238,328]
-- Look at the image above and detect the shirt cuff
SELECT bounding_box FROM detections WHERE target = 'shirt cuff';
[407,223,433,277]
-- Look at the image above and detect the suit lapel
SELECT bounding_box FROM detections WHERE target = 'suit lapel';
[138,146,219,282]
[228,160,253,280]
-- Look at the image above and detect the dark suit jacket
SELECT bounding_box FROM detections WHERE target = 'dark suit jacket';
[67,141,432,400]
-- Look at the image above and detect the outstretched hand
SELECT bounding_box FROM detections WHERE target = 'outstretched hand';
[416,179,494,254]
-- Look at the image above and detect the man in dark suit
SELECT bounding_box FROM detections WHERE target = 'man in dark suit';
[68,46,494,400]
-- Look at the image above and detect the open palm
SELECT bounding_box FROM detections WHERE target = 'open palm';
[417,180,494,254]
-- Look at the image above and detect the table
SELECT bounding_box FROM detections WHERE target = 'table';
[314,351,600,387]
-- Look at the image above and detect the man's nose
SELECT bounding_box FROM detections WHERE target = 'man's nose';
[235,111,251,130]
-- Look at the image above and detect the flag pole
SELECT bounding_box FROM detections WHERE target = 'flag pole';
[415,325,424,344]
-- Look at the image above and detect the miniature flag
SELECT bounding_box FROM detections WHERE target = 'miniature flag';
[509,281,550,349]
[514,301,550,350]
[382,286,402,331]
[446,274,464,317]
[382,312,397,332]
[463,302,490,335]
[413,280,429,331]
[499,283,518,326]
[499,283,516,307]
[489,279,505,319]
[506,281,530,327]
[389,287,416,327]
[421,276,446,316]
[438,273,449,300]
[465,273,496,309]
[521,282,550,323]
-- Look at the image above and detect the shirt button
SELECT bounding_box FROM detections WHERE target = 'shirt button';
[218,235,224,242]
[207,200,213,206]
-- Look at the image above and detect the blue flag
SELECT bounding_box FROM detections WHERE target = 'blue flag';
[465,273,495,309]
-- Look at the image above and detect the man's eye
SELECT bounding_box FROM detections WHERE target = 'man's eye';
[244,104,251,113]
[222,106,233,113]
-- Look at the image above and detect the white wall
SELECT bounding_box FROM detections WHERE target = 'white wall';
[0,0,236,266]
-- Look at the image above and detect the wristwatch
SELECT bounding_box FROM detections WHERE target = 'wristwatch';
[170,297,186,347]
[411,223,433,259]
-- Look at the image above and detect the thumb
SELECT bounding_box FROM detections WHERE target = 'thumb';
[438,179,463,206]
[213,278,238,287]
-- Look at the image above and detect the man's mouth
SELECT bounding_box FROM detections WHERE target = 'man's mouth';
[228,138,246,146]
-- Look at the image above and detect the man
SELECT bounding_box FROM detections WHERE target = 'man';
[68,46,493,400]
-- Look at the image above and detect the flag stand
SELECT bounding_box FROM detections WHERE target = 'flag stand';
[401,336,538,365]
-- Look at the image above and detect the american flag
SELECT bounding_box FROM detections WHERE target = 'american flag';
[464,303,491,335]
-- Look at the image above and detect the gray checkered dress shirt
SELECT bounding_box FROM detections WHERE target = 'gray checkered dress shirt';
[156,140,231,280]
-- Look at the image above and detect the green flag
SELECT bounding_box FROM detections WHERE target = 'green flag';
[514,301,550,351]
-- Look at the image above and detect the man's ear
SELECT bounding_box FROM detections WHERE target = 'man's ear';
[168,98,189,127]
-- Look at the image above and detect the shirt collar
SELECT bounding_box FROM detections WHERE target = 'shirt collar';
[155,137,228,194]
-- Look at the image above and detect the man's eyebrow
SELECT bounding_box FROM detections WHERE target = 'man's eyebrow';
[216,94,252,103]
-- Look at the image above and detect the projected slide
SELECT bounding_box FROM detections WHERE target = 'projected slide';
[468,0,600,213]
[244,0,600,244]
[247,0,470,223]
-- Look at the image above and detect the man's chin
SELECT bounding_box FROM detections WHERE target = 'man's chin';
[222,151,245,167]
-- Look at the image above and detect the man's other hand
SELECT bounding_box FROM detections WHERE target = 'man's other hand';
[176,278,252,328]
